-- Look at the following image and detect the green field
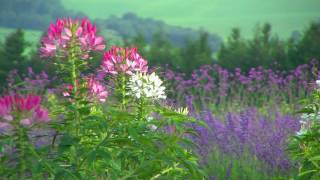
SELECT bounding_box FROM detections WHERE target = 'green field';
[62,0,320,39]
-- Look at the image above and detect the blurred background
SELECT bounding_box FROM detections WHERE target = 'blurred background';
[0,0,320,82]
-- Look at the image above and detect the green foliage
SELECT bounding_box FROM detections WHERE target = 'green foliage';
[289,86,320,179]
[45,85,205,179]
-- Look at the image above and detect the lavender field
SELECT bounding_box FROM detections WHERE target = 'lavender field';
[161,62,319,179]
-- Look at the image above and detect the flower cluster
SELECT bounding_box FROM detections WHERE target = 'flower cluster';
[165,62,317,107]
[0,94,50,133]
[6,68,51,94]
[296,112,320,136]
[127,72,166,100]
[190,105,300,172]
[40,17,105,59]
[102,46,148,75]
[87,77,108,102]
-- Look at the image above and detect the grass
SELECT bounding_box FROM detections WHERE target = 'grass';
[62,0,320,39]
[205,148,295,180]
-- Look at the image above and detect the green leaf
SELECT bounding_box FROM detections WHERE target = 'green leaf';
[299,169,318,177]
[78,106,91,115]
[310,156,320,161]
[58,134,80,153]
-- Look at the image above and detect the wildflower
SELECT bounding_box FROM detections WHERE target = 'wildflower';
[62,84,74,97]
[296,112,320,136]
[87,77,108,102]
[0,94,50,130]
[102,46,148,75]
[33,107,50,123]
[40,17,105,59]
[146,116,157,131]
[316,80,320,88]
[0,122,13,135]
[127,72,166,100]
[296,128,308,136]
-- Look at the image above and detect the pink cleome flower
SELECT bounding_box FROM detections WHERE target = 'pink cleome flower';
[40,17,105,59]
[0,94,50,130]
[102,46,148,75]
[87,77,108,102]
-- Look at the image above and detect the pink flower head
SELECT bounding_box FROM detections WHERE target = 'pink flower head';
[33,107,50,123]
[62,84,74,97]
[0,95,12,116]
[20,118,33,127]
[14,94,41,111]
[0,94,50,128]
[40,17,105,59]
[87,77,108,102]
[0,122,13,135]
[102,46,148,75]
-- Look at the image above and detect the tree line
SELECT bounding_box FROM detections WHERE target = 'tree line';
[125,22,320,73]
[0,22,319,86]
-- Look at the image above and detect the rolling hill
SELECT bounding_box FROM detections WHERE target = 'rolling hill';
[62,0,320,39]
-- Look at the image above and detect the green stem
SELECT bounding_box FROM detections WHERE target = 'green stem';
[69,40,81,170]
[78,133,110,169]
[119,74,127,110]
[138,99,144,121]
[18,126,26,178]
[71,55,80,137]
[150,163,180,180]
[28,144,55,177]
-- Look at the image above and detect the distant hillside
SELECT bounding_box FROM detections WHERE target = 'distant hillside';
[0,0,84,30]
[97,13,221,51]
[0,0,221,51]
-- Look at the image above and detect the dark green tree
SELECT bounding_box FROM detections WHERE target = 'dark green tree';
[147,31,182,70]
[125,33,148,57]
[181,31,213,74]
[0,29,27,84]
[217,28,249,70]
[289,22,320,66]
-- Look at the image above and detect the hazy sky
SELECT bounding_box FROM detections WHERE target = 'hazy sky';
[62,0,320,39]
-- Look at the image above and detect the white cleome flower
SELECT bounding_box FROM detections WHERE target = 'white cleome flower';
[127,72,166,100]
[146,116,157,131]
[316,80,320,88]
[297,112,320,136]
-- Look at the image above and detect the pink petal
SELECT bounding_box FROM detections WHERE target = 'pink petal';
[64,28,72,37]
[94,36,104,45]
[20,118,33,127]
[76,27,83,37]
[95,44,105,51]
